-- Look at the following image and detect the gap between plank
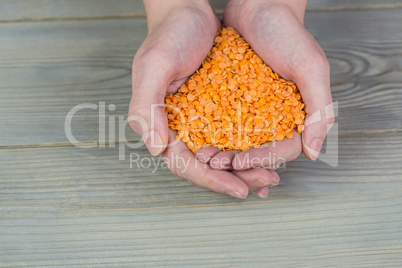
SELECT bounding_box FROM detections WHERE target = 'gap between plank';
[1,129,401,150]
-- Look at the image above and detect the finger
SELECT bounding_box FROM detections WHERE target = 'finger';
[161,130,249,199]
[252,187,269,199]
[301,100,335,161]
[195,146,221,163]
[187,180,203,188]
[232,130,302,170]
[232,18,334,161]
[208,150,239,170]
[291,32,334,160]
[231,168,280,191]
[129,49,174,156]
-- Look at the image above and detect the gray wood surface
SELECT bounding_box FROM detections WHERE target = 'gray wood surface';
[1,9,402,147]
[1,1,402,267]
[1,0,401,22]
[1,134,402,266]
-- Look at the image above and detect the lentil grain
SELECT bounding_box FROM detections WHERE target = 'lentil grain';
[165,27,305,153]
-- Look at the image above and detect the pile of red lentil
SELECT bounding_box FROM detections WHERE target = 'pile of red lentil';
[165,27,305,153]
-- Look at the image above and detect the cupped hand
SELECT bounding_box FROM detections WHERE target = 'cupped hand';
[129,0,220,155]
[129,0,279,198]
[198,0,334,171]
[161,129,279,198]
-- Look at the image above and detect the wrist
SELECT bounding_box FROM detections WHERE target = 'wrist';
[143,0,214,31]
[226,0,307,25]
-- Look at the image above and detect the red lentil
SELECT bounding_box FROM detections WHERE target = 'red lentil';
[165,27,305,153]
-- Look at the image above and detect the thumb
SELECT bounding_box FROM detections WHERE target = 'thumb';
[129,53,171,156]
[294,55,334,161]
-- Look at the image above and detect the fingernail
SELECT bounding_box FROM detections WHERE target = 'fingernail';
[200,157,211,164]
[239,161,250,170]
[219,163,231,170]
[253,179,270,188]
[229,191,247,199]
[196,153,210,163]
[257,192,268,198]
[233,156,249,170]
[145,130,164,156]
[309,139,323,161]
[272,173,280,184]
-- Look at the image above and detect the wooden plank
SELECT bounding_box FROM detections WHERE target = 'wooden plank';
[0,18,148,146]
[307,0,402,11]
[1,0,401,22]
[0,0,147,22]
[0,133,402,266]
[1,2,401,266]
[1,134,401,205]
[1,9,402,147]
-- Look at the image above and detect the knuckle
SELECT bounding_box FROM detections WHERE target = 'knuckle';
[128,103,150,134]
[314,51,330,74]
[209,158,220,170]
[169,163,181,178]
[188,180,203,188]
[133,47,166,77]
[261,156,273,168]
[203,170,217,191]
[327,116,335,126]
[254,168,269,179]
[312,53,330,73]
[289,149,302,162]
[302,51,330,75]
[135,47,172,69]
[129,102,149,119]
[128,118,138,133]
[138,48,159,65]
[167,151,189,179]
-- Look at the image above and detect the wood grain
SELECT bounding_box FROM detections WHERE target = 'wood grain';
[0,0,147,22]
[1,134,401,205]
[1,0,401,22]
[1,134,402,266]
[1,10,402,147]
[1,1,402,266]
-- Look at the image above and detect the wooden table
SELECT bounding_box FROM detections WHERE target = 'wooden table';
[1,0,402,266]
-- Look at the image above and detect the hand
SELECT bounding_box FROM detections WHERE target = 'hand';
[197,0,334,171]
[129,0,279,198]
[129,0,220,156]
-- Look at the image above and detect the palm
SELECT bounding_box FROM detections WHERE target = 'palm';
[139,9,221,95]
[198,3,333,170]
[129,7,220,153]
